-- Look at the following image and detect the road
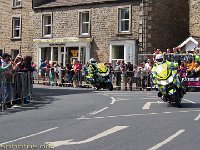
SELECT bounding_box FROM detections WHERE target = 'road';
[0,84,200,150]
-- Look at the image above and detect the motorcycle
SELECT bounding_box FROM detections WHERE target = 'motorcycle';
[86,63,113,91]
[153,63,183,108]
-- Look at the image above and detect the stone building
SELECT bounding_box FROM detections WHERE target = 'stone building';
[0,0,189,65]
[190,0,200,40]
[0,0,34,59]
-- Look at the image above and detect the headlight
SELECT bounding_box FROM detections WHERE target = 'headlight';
[158,75,174,86]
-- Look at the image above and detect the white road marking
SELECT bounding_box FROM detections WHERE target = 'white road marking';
[0,127,58,146]
[116,98,130,100]
[89,107,109,115]
[110,97,116,104]
[147,129,185,150]
[46,126,129,147]
[77,110,200,120]
[163,112,172,114]
[142,101,165,109]
[182,99,196,104]
[141,98,160,100]
[194,113,200,121]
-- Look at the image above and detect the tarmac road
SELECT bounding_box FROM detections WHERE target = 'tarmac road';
[0,84,200,150]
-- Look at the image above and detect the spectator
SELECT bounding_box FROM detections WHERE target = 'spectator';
[134,66,142,88]
[127,62,133,91]
[72,59,79,88]
[39,60,46,83]
[114,60,121,90]
[193,62,200,77]
[120,60,127,90]
[144,59,152,87]
[1,53,13,107]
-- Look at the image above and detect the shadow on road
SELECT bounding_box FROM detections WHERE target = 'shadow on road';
[0,86,94,116]
[33,86,94,97]
[181,103,200,108]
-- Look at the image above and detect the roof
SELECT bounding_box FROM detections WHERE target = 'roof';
[178,37,198,48]
[34,0,130,9]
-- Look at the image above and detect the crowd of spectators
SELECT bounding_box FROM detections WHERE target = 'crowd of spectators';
[0,53,35,108]
[39,59,84,87]
[37,46,200,91]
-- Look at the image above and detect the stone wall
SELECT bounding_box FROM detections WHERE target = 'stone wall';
[190,0,200,37]
[33,1,140,62]
[146,0,189,52]
[0,0,190,64]
[0,0,35,60]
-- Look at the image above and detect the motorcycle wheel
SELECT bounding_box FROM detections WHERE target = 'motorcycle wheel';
[172,94,181,108]
[108,82,113,91]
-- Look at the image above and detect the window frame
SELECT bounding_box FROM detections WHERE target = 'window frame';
[13,0,21,8]
[117,6,132,34]
[42,13,53,38]
[12,15,22,39]
[79,10,90,36]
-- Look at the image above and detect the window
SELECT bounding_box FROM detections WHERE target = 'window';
[0,50,3,56]
[42,15,52,37]
[11,49,19,59]
[13,0,21,7]
[12,16,21,38]
[80,11,90,35]
[118,7,130,33]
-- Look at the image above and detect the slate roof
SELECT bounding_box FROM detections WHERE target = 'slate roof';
[34,0,131,9]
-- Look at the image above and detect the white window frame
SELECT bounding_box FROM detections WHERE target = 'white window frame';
[79,11,90,36]
[42,14,52,37]
[13,0,21,7]
[118,6,131,33]
[12,15,21,38]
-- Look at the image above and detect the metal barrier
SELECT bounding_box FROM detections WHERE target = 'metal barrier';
[0,71,33,111]
[111,70,154,91]
[35,68,155,90]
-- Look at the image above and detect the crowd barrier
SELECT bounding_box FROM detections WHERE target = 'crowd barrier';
[0,72,33,111]
[34,69,154,91]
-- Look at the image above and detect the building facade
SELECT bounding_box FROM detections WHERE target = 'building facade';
[0,0,189,66]
[0,0,34,59]
[32,0,140,66]
[190,0,200,39]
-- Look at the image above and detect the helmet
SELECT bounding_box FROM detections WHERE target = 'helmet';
[90,58,96,64]
[155,54,164,64]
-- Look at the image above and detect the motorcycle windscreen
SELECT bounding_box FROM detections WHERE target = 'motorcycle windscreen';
[156,63,171,80]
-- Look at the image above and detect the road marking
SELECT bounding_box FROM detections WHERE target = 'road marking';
[163,112,172,114]
[116,98,131,101]
[182,99,196,104]
[46,126,129,147]
[0,127,58,146]
[89,107,109,115]
[142,101,165,109]
[77,110,200,120]
[110,97,116,104]
[194,113,200,121]
[141,98,160,100]
[147,129,185,150]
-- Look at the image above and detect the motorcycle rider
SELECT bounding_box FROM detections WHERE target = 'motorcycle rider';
[151,54,185,98]
[88,58,98,82]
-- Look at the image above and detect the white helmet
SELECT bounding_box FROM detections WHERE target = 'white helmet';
[155,54,164,64]
[90,58,96,64]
